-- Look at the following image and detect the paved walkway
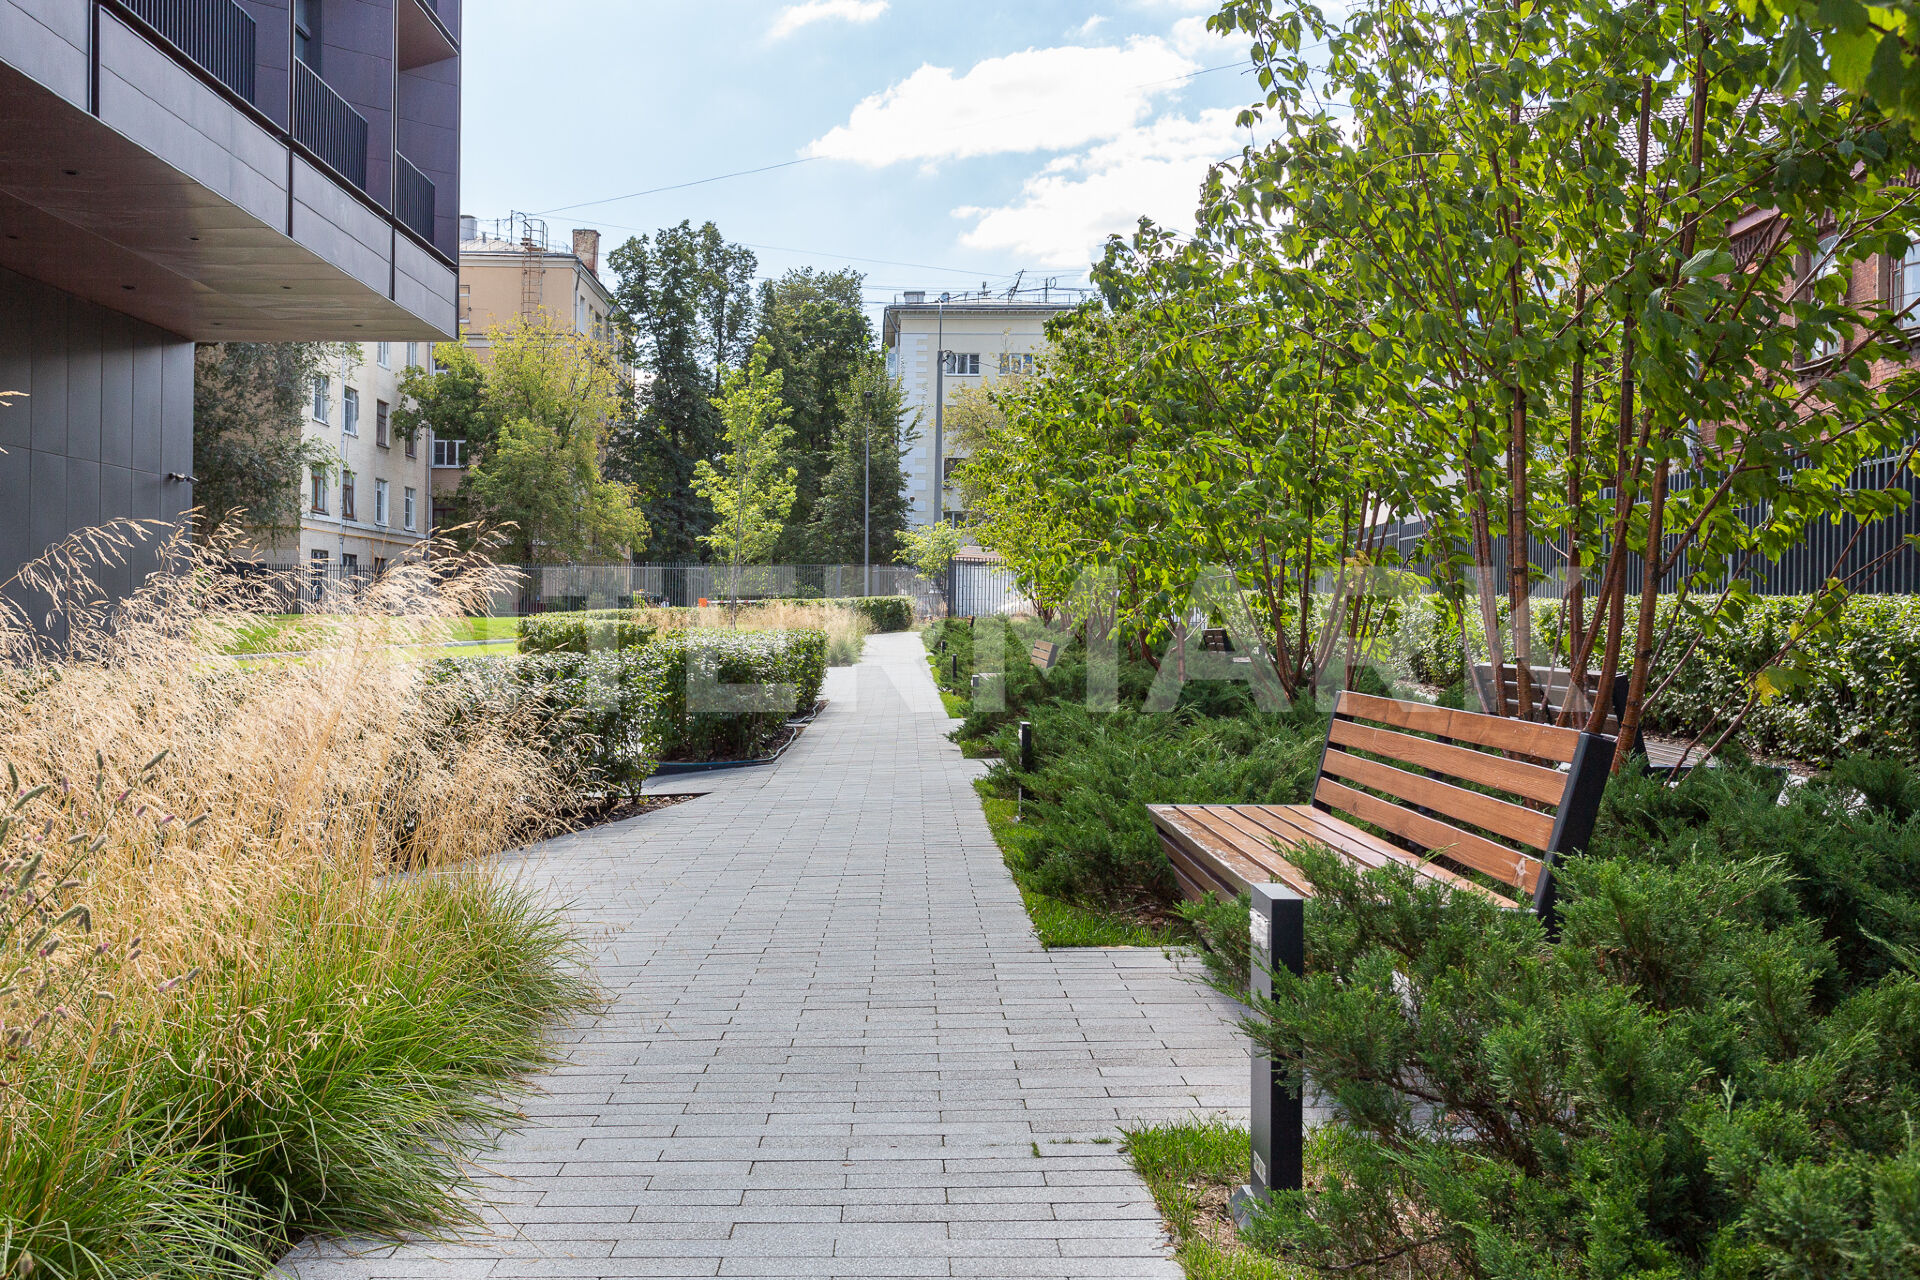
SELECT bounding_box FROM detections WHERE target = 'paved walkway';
[280,633,1249,1280]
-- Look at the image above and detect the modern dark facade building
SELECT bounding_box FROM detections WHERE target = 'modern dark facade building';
[0,0,461,592]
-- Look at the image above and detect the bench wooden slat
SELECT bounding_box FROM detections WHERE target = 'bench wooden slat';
[1030,639,1060,670]
[1328,719,1568,807]
[1319,748,1558,851]
[1338,690,1581,763]
[1218,804,1515,906]
[1314,777,1544,893]
[1173,806,1318,896]
[1148,805,1280,896]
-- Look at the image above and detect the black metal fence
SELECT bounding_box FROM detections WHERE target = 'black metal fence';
[1370,451,1920,598]
[394,153,435,243]
[294,60,368,190]
[946,558,1033,617]
[119,0,257,103]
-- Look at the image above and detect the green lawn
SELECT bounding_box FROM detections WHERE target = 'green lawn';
[977,789,1178,948]
[1124,1118,1309,1280]
[218,614,519,655]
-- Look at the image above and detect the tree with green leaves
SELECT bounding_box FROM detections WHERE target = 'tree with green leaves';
[753,267,875,558]
[404,317,646,561]
[192,342,345,540]
[803,355,915,566]
[608,221,759,561]
[694,339,797,568]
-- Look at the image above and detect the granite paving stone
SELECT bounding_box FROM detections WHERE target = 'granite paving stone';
[277,633,1249,1280]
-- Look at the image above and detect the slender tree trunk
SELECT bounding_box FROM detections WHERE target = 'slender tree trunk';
[1615,454,1669,772]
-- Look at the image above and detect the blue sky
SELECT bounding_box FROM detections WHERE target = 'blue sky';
[459,0,1265,319]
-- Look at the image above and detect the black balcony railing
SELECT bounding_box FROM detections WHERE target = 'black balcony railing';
[394,153,436,243]
[120,0,257,103]
[294,59,368,190]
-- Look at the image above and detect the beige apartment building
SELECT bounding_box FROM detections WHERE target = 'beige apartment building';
[293,341,436,582]
[880,288,1089,530]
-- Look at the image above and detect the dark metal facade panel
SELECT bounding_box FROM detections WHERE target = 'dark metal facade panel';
[0,269,192,593]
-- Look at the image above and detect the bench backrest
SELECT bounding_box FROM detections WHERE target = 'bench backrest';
[1316,692,1615,920]
[1030,639,1060,670]
[1470,662,1626,734]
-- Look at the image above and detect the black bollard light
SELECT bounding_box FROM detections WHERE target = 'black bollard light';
[950,653,960,683]
[1019,721,1034,774]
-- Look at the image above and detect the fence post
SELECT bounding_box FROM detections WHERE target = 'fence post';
[1233,883,1305,1227]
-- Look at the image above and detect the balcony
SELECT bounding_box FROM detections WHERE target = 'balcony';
[294,58,368,191]
[395,153,435,244]
[117,0,257,104]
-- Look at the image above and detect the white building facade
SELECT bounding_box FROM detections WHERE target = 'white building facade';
[296,341,437,579]
[881,291,1086,530]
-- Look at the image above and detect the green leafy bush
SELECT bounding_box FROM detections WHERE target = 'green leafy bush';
[1241,760,1920,1278]
[632,628,827,763]
[517,612,657,655]
[435,651,661,793]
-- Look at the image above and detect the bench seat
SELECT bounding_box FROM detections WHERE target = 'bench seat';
[1147,690,1615,920]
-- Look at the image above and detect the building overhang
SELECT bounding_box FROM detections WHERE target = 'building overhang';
[0,7,455,341]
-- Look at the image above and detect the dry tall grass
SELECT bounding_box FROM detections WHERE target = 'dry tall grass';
[636,601,871,665]
[0,522,592,1277]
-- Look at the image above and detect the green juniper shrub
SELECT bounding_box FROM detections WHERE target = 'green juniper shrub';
[1239,759,1920,1279]
[984,700,1325,911]
[1176,890,1256,991]
[632,628,827,763]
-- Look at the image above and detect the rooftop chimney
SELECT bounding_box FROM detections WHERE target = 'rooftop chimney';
[459,213,477,243]
[572,228,601,277]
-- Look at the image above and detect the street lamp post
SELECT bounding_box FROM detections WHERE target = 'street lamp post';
[862,387,873,598]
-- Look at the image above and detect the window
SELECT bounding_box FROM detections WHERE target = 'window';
[310,376,329,423]
[376,341,391,368]
[998,352,1035,377]
[340,553,358,576]
[432,438,465,468]
[1810,233,1842,362]
[374,478,389,527]
[943,351,980,376]
[375,399,390,448]
[309,464,328,514]
[341,470,356,521]
[405,341,418,368]
[404,429,416,460]
[294,0,318,68]
[372,556,388,577]
[1895,241,1920,328]
[403,486,417,531]
[342,387,359,436]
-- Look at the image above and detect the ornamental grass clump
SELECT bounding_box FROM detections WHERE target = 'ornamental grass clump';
[0,523,594,1277]
[1242,760,1920,1279]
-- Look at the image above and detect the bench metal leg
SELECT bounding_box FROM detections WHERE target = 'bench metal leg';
[1234,883,1304,1225]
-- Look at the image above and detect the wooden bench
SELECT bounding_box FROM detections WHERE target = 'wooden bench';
[1148,692,1616,1210]
[1470,661,1699,774]
[1150,691,1614,918]
[1030,639,1060,670]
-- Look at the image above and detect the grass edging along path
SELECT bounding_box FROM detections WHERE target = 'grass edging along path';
[976,782,1180,947]
[1125,1119,1309,1280]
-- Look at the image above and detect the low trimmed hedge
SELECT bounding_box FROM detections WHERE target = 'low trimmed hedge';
[517,612,658,655]
[632,628,827,762]
[434,652,660,793]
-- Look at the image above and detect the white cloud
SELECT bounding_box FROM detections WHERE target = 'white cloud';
[954,107,1253,264]
[769,0,888,41]
[804,38,1199,166]
[1075,15,1107,36]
